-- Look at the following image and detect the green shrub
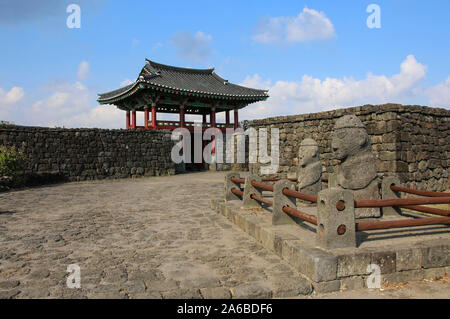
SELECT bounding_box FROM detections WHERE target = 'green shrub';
[0,145,25,177]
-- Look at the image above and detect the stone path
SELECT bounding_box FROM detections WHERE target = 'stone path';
[0,172,311,299]
[0,171,448,299]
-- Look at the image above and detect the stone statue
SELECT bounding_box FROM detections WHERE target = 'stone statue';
[297,138,322,205]
[331,115,380,218]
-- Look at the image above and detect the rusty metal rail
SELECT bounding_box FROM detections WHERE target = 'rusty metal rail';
[231,177,245,184]
[356,216,450,231]
[399,205,450,217]
[231,188,243,197]
[251,180,274,192]
[391,185,450,198]
[354,196,450,208]
[282,206,318,225]
[282,188,318,203]
[250,194,273,206]
[261,177,297,182]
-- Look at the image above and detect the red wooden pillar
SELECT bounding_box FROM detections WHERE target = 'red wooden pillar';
[211,108,216,127]
[151,104,157,129]
[211,108,216,155]
[226,110,230,125]
[132,110,136,129]
[126,111,130,129]
[201,113,207,169]
[144,107,149,129]
[234,108,239,129]
[179,106,185,128]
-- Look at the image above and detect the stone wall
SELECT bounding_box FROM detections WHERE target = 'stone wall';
[248,104,449,191]
[0,125,176,184]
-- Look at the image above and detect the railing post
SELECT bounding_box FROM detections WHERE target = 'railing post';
[328,172,337,188]
[225,172,241,201]
[242,175,263,209]
[316,188,356,249]
[381,175,402,216]
[273,180,297,225]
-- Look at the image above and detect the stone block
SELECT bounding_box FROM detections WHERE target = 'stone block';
[371,251,396,274]
[271,277,312,297]
[396,248,422,271]
[336,252,372,277]
[312,280,340,293]
[289,245,337,282]
[340,276,364,291]
[421,244,450,268]
[382,269,424,284]
[423,267,447,279]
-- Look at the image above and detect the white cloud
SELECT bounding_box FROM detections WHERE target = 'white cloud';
[120,78,134,86]
[253,7,335,44]
[425,77,450,107]
[170,31,213,63]
[0,86,25,104]
[0,86,25,120]
[240,55,431,120]
[63,104,124,128]
[77,61,91,80]
[28,80,123,128]
[31,81,91,125]
[240,74,271,90]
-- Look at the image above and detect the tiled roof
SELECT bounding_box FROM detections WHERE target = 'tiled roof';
[97,59,269,103]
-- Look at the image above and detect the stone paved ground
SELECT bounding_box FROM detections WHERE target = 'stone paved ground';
[0,172,312,299]
[0,171,448,299]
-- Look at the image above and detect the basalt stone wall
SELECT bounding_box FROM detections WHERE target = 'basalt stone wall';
[0,125,176,184]
[249,104,449,192]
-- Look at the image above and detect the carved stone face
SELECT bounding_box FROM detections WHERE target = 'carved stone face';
[298,138,319,167]
[331,128,369,162]
[331,115,369,162]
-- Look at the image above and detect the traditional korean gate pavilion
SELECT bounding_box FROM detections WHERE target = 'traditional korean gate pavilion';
[98,59,268,131]
[97,59,268,169]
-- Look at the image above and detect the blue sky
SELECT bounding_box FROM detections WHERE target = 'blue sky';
[0,0,449,128]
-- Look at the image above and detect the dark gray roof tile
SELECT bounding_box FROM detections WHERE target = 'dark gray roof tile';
[98,59,269,102]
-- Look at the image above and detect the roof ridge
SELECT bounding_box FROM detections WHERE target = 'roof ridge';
[146,59,214,74]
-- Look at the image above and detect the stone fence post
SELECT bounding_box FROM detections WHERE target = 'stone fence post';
[381,175,402,216]
[242,174,263,209]
[316,188,356,249]
[272,180,297,225]
[225,172,241,201]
